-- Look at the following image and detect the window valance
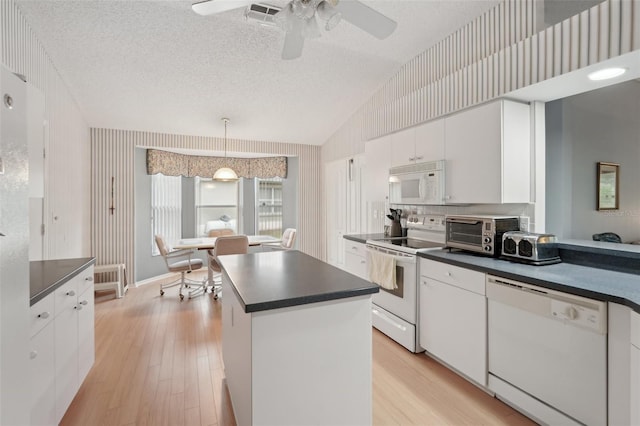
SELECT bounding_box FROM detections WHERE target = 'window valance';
[146,149,288,179]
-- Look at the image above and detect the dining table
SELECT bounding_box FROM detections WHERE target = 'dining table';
[173,235,282,288]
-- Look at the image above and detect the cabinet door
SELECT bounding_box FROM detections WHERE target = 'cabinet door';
[221,274,252,426]
[55,303,79,423]
[390,128,416,167]
[419,277,487,385]
[77,285,95,384]
[444,101,502,204]
[30,323,56,426]
[414,119,445,163]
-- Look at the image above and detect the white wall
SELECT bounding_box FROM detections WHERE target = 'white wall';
[546,80,640,242]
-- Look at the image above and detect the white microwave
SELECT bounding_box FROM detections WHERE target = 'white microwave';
[388,160,445,205]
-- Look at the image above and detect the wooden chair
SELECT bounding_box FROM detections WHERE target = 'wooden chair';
[154,235,204,301]
[208,235,249,300]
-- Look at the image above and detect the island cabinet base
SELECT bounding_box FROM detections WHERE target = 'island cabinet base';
[222,274,373,426]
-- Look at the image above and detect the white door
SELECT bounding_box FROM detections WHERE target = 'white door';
[325,159,346,267]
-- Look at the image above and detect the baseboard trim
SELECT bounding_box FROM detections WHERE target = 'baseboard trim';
[135,272,179,288]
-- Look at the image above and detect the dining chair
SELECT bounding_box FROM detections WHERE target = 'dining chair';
[261,228,296,251]
[155,235,204,301]
[208,228,235,237]
[208,235,249,300]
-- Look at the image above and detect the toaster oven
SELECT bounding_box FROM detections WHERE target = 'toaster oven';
[445,215,520,256]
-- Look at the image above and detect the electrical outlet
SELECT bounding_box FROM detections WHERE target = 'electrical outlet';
[519,216,530,232]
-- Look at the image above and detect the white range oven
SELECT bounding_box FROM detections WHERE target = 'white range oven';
[366,215,445,352]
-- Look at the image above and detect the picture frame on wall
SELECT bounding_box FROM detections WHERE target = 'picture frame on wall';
[597,162,619,211]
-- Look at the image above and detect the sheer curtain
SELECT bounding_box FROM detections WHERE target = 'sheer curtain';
[151,173,182,255]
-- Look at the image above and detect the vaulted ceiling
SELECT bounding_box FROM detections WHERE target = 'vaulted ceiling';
[16,0,506,145]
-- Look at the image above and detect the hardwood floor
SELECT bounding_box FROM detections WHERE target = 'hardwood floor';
[62,271,535,426]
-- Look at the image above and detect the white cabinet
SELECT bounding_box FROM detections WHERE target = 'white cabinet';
[390,128,416,167]
[419,258,486,386]
[414,119,445,163]
[30,265,95,425]
[344,241,368,280]
[29,297,56,426]
[444,99,531,204]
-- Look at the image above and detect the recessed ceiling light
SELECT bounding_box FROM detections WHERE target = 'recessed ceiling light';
[587,67,627,81]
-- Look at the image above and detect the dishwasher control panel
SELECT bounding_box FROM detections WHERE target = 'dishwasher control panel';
[550,299,603,331]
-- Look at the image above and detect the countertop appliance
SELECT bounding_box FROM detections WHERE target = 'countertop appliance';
[501,231,561,265]
[445,215,519,256]
[365,214,445,353]
[486,275,607,425]
[388,160,444,205]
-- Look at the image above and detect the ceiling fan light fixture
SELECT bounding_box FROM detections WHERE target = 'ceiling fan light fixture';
[274,3,294,31]
[213,118,239,182]
[316,1,341,31]
[292,0,315,20]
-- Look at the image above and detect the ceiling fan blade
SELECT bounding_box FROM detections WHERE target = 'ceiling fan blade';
[334,0,397,39]
[191,0,253,16]
[282,19,305,60]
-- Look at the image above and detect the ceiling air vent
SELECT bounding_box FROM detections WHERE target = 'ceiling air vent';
[244,3,281,27]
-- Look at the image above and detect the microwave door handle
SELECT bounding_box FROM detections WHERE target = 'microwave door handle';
[446,218,483,225]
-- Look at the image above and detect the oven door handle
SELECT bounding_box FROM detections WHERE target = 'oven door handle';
[365,247,416,263]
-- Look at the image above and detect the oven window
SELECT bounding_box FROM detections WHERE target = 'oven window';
[381,265,404,298]
[447,222,483,246]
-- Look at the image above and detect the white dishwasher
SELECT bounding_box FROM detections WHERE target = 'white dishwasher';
[486,275,607,426]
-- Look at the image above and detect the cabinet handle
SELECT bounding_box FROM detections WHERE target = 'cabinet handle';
[74,304,83,311]
[79,300,88,306]
[66,290,76,297]
[37,311,50,319]
[445,272,452,277]
[415,156,424,160]
[85,276,94,282]
[360,260,366,264]
[30,350,38,360]
[352,246,358,250]
[408,157,415,162]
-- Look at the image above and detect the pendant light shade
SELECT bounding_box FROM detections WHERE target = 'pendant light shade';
[214,117,238,181]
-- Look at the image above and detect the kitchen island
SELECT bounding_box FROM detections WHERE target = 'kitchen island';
[217,250,379,426]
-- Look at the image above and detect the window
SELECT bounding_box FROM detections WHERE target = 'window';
[256,177,283,238]
[151,174,182,255]
[195,177,239,236]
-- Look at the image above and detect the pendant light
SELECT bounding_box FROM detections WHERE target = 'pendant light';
[213,117,239,181]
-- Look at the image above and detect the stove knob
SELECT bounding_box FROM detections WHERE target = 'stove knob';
[483,245,492,252]
[483,237,492,243]
[566,306,578,320]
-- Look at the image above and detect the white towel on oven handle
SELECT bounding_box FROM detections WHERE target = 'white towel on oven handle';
[367,250,397,290]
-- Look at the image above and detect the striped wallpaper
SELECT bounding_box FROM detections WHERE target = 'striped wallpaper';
[322,0,640,163]
[91,129,321,284]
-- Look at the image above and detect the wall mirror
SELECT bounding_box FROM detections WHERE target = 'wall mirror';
[597,162,619,210]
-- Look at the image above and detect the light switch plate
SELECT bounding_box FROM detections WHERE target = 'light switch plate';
[0,157,4,175]
[519,216,530,232]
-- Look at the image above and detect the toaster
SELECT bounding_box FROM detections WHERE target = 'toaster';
[501,231,561,265]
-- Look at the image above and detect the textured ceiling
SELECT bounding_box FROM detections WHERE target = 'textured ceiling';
[16,0,501,145]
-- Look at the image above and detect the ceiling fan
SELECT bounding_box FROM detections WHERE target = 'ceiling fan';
[192,0,397,60]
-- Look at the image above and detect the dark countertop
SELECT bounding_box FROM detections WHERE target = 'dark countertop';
[418,249,640,313]
[218,250,379,313]
[344,233,387,244]
[30,257,96,306]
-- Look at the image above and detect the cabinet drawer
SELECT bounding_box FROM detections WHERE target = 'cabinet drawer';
[29,322,56,426]
[345,241,366,258]
[54,278,79,316]
[632,311,640,349]
[345,252,368,280]
[419,258,485,295]
[77,265,95,295]
[30,294,54,338]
